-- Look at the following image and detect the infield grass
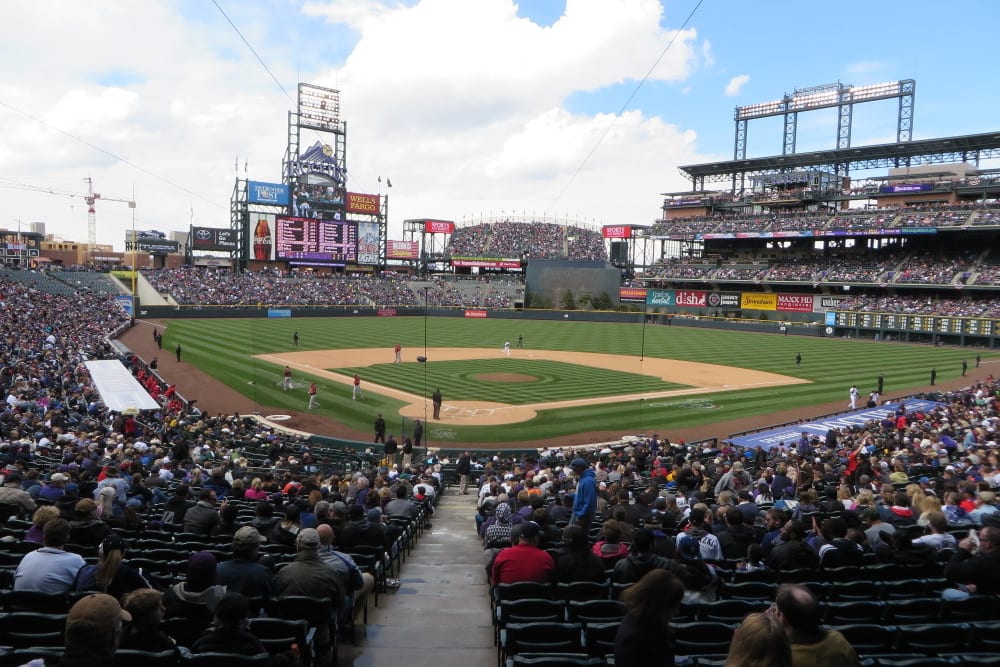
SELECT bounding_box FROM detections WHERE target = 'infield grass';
[161,316,995,444]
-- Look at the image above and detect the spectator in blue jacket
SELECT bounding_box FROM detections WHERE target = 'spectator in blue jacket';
[570,458,597,531]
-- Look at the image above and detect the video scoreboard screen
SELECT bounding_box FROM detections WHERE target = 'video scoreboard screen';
[275,216,357,263]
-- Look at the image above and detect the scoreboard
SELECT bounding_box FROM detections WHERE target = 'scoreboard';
[835,312,996,336]
[275,216,357,263]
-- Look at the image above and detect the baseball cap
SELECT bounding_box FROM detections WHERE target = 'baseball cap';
[66,593,131,636]
[519,521,540,539]
[49,472,68,483]
[233,526,265,548]
[570,458,588,469]
[296,528,321,549]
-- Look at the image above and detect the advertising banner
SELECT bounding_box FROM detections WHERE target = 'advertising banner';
[126,238,179,254]
[191,226,239,251]
[346,192,381,215]
[267,309,292,318]
[675,290,707,307]
[387,240,419,260]
[356,221,380,265]
[813,295,849,312]
[740,292,777,310]
[451,258,521,269]
[880,183,933,193]
[377,308,397,317]
[706,292,742,308]
[619,287,647,302]
[248,181,290,205]
[464,309,488,318]
[424,220,456,234]
[601,225,632,239]
[249,214,276,261]
[776,294,815,313]
[645,289,675,307]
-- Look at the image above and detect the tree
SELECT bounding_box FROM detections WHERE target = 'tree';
[593,292,613,311]
[561,289,576,310]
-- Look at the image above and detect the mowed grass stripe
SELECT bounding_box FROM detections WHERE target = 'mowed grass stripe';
[159,317,994,443]
[339,359,687,405]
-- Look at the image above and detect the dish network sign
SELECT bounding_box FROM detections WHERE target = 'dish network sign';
[602,225,632,239]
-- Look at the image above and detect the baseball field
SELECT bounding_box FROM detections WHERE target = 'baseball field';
[148,316,993,446]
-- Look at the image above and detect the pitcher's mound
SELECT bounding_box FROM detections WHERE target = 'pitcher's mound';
[472,372,538,383]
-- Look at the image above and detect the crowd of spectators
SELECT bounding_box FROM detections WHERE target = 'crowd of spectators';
[475,375,1000,664]
[143,268,525,309]
[447,221,606,262]
[0,272,450,663]
[837,295,1000,318]
[894,251,976,285]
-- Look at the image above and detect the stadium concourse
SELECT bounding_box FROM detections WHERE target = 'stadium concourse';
[5,272,1000,666]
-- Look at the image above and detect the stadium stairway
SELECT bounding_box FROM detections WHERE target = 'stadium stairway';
[338,488,494,667]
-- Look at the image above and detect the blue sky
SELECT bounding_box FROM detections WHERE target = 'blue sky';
[1,0,998,249]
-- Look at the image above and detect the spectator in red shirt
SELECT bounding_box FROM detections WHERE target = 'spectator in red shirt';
[491,521,554,585]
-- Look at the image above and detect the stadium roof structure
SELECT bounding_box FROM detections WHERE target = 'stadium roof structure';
[679,131,1000,189]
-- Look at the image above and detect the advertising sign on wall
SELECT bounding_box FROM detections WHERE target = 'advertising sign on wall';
[740,292,777,310]
[191,227,239,251]
[776,294,815,313]
[356,221,380,265]
[387,240,419,260]
[248,181,290,205]
[645,289,675,307]
[706,292,742,308]
[675,290,707,307]
[424,220,455,234]
[619,287,647,302]
[601,225,632,239]
[345,192,381,215]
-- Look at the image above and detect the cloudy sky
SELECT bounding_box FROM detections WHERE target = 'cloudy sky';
[2,0,999,251]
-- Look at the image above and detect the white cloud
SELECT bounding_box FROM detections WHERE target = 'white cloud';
[0,0,712,250]
[725,74,751,97]
[846,60,888,75]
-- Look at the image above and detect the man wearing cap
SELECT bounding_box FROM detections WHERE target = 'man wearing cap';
[570,458,597,531]
[39,471,69,502]
[276,528,345,653]
[0,469,36,518]
[15,518,86,592]
[217,526,276,601]
[316,523,375,618]
[52,593,132,666]
[677,505,724,563]
[490,521,554,585]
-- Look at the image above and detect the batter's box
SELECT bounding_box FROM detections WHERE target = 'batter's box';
[450,408,497,417]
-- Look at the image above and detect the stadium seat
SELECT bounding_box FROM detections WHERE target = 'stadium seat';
[896,623,971,653]
[670,621,735,655]
[499,622,583,667]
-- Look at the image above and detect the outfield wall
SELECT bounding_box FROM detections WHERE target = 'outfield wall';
[133,304,997,347]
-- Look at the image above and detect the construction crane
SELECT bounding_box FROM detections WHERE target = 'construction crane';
[0,178,136,251]
[83,177,136,251]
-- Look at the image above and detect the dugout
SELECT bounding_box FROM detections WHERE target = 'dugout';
[524,259,620,308]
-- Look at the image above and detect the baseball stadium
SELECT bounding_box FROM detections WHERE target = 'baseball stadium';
[5,62,1000,667]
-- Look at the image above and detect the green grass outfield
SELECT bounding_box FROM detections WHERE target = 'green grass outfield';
[162,317,993,444]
